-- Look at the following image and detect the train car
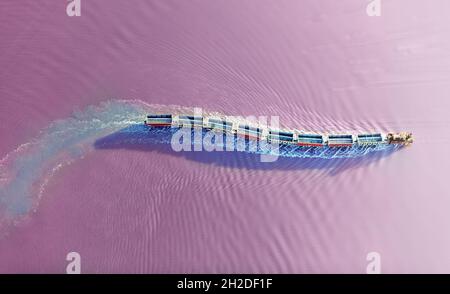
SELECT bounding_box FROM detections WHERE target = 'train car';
[205,117,234,133]
[268,129,295,144]
[357,133,383,145]
[178,115,204,128]
[296,133,325,147]
[145,114,172,127]
[327,134,354,147]
[237,124,264,140]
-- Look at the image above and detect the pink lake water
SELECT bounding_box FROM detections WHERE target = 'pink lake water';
[1,0,450,273]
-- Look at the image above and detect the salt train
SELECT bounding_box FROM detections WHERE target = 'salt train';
[144,114,413,147]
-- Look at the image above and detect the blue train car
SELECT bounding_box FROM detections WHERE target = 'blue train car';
[237,124,263,140]
[357,133,383,145]
[206,117,233,133]
[178,115,204,128]
[145,114,172,127]
[327,134,354,147]
[268,129,295,144]
[296,133,324,147]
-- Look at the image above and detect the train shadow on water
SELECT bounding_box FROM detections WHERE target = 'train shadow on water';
[94,124,403,175]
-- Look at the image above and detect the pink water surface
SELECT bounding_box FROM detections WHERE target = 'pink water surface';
[1,0,450,273]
